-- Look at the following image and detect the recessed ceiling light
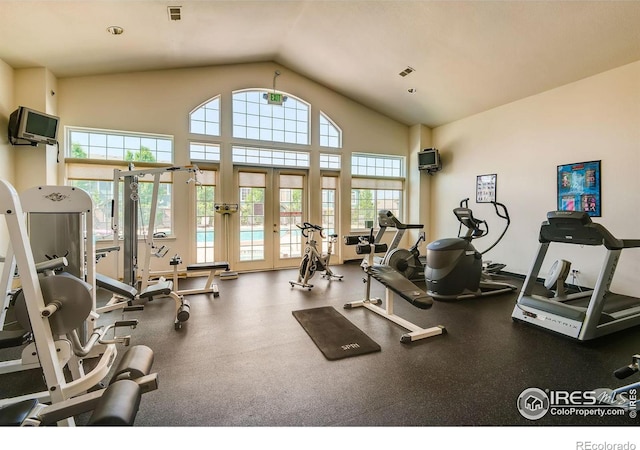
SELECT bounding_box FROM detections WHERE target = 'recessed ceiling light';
[106,26,124,35]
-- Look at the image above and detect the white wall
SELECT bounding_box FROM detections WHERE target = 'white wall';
[432,60,640,295]
[56,62,410,275]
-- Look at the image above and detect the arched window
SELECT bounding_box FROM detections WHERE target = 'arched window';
[232,89,309,145]
[319,112,341,148]
[190,96,221,136]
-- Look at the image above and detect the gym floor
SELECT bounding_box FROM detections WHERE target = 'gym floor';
[2,262,639,435]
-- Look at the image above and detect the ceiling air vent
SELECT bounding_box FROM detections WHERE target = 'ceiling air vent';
[168,6,182,21]
[399,66,415,77]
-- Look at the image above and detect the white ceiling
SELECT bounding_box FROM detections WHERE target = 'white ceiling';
[1,0,639,127]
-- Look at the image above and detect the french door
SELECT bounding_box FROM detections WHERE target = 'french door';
[234,168,306,271]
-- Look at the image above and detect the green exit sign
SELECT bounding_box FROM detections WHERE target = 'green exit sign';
[267,92,284,105]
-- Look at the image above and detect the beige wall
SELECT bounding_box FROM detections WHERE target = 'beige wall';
[0,59,15,252]
[0,59,14,185]
[432,60,640,295]
[13,68,59,192]
[57,62,410,274]
[5,55,639,294]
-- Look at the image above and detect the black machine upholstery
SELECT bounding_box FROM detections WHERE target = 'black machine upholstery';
[186,261,230,271]
[369,264,433,310]
[0,329,30,350]
[95,273,138,300]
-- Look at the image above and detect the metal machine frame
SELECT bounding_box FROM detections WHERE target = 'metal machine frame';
[512,211,640,341]
[0,180,132,424]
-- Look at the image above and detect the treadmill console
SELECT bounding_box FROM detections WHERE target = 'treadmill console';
[540,211,621,248]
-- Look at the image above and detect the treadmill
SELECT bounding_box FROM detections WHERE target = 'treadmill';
[512,211,640,341]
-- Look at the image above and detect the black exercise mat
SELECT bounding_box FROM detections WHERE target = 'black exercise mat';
[292,306,381,360]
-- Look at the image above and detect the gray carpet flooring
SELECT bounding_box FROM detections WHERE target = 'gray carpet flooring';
[2,262,640,434]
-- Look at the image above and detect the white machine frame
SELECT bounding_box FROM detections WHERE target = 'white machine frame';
[0,180,126,424]
[512,211,640,341]
[344,238,445,343]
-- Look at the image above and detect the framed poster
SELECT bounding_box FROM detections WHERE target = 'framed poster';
[476,174,497,203]
[557,160,601,217]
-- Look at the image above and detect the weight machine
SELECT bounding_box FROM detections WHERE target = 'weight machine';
[112,164,199,330]
[0,185,135,384]
[0,179,154,425]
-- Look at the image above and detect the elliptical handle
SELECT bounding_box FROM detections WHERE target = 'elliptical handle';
[492,201,510,223]
[480,201,511,255]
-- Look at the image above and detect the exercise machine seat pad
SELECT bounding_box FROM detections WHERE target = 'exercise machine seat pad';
[0,399,38,426]
[139,280,173,299]
[88,380,142,426]
[96,273,138,300]
[369,264,434,310]
[0,329,29,350]
[111,345,155,383]
[186,261,229,271]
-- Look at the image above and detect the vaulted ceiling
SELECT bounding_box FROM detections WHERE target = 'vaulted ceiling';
[1,1,639,127]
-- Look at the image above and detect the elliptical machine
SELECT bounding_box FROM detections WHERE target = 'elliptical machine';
[425,199,516,300]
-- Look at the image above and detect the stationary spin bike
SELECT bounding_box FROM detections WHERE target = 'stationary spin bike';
[289,222,343,290]
[425,199,517,300]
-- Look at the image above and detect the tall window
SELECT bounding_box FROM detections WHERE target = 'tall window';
[195,171,217,263]
[238,172,266,261]
[66,127,175,239]
[321,176,338,253]
[279,175,304,259]
[232,89,310,145]
[351,153,404,230]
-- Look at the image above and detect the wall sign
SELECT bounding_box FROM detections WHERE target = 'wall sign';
[557,160,601,217]
[476,174,497,203]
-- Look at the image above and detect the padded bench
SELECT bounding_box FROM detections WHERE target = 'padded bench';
[95,273,143,314]
[369,264,433,310]
[139,280,173,300]
[173,261,230,297]
[96,273,138,301]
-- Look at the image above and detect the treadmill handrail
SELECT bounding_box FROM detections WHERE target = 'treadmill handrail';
[620,239,640,249]
[377,210,424,230]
